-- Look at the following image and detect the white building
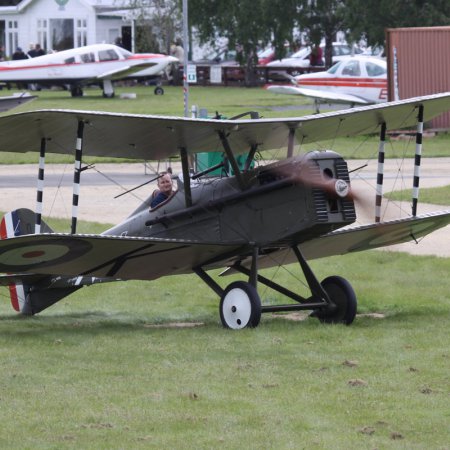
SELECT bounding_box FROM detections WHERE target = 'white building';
[0,0,134,57]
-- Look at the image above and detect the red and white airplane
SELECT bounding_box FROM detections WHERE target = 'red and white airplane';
[266,56,387,112]
[0,43,178,98]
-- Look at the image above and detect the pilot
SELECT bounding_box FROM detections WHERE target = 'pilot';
[150,172,175,209]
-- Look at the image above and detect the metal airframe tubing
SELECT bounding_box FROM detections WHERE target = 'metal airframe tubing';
[179,146,192,207]
[287,127,295,158]
[193,266,224,297]
[234,264,308,303]
[218,130,246,190]
[249,246,258,288]
[292,245,330,304]
[244,143,258,172]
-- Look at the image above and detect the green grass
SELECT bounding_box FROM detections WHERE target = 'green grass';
[0,86,449,448]
[0,217,449,448]
[1,85,449,164]
[386,184,450,206]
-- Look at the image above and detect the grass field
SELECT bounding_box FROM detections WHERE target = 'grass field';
[0,85,449,448]
[0,247,449,449]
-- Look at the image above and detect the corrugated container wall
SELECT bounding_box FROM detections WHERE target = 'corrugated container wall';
[386,26,450,129]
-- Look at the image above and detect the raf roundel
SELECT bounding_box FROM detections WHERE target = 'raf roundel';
[0,238,92,272]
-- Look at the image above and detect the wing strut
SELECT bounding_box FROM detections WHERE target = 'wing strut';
[412,105,424,217]
[375,122,386,223]
[71,120,85,234]
[179,146,192,207]
[287,127,295,158]
[218,130,246,190]
[35,138,47,234]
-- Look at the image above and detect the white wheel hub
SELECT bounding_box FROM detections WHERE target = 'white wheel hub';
[221,288,252,329]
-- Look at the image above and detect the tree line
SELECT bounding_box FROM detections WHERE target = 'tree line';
[134,0,450,85]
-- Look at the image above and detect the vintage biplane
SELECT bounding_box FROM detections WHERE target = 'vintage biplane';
[0,92,449,328]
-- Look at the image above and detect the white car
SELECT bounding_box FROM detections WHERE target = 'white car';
[267,43,362,69]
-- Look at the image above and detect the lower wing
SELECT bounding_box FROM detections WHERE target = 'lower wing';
[0,233,242,281]
[221,210,450,274]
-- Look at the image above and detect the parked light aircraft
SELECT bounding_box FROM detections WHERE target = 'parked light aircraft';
[266,56,387,112]
[0,93,449,329]
[0,44,177,98]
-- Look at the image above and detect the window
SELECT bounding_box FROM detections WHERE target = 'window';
[76,18,87,47]
[50,19,74,51]
[7,20,18,55]
[365,61,386,77]
[341,60,361,76]
[98,49,119,61]
[80,52,95,63]
[37,19,48,51]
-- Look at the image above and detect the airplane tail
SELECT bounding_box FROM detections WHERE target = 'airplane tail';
[0,208,82,315]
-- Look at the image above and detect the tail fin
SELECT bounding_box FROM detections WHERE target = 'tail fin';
[0,208,81,315]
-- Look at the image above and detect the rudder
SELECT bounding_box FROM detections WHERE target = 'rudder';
[0,208,57,314]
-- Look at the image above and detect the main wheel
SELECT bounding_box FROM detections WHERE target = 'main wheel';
[154,86,164,95]
[70,86,83,97]
[220,281,261,329]
[315,276,357,325]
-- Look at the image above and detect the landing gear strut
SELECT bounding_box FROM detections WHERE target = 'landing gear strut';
[195,245,357,329]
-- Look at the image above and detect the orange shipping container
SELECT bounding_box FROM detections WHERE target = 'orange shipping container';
[386,26,450,129]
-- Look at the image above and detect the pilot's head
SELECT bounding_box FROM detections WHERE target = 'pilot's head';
[157,172,173,195]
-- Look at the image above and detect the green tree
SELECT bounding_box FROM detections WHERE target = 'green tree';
[128,0,182,53]
[299,0,347,67]
[345,0,450,46]
[189,0,299,85]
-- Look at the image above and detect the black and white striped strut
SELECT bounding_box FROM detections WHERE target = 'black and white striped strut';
[375,122,386,223]
[71,120,85,234]
[412,105,424,217]
[35,138,46,234]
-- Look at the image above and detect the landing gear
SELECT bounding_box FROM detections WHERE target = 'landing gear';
[70,86,83,97]
[220,281,261,329]
[313,276,357,325]
[195,245,357,330]
[102,79,115,98]
[154,86,164,95]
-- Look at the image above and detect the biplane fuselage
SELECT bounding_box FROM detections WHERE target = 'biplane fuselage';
[106,152,355,249]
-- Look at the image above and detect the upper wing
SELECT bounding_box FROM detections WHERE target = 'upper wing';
[266,85,370,105]
[0,92,448,160]
[0,233,244,281]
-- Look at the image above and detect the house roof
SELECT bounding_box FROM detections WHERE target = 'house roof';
[0,0,132,13]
